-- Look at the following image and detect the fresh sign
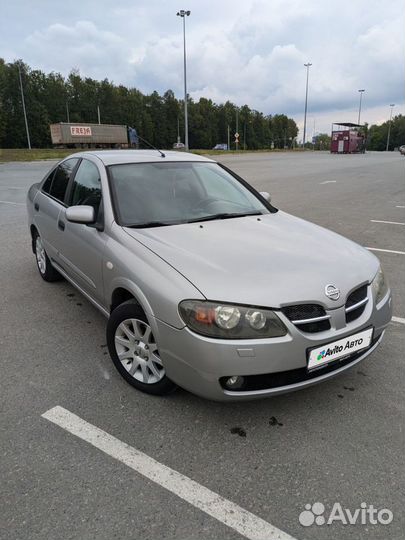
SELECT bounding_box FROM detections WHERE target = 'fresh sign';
[70,126,92,136]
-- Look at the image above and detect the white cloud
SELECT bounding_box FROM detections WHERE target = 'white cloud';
[23,20,131,82]
[1,0,404,136]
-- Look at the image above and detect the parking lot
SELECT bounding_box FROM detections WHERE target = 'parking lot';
[1,151,404,540]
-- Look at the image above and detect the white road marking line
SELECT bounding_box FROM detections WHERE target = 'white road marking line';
[392,316,405,325]
[0,200,25,206]
[395,205,405,208]
[42,406,296,540]
[320,180,336,184]
[0,186,25,190]
[367,247,405,255]
[370,219,405,226]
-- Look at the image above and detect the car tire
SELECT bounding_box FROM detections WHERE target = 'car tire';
[33,230,62,282]
[107,300,177,396]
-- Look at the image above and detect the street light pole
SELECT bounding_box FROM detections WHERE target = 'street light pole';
[177,10,191,151]
[66,101,70,123]
[18,62,31,150]
[235,108,239,151]
[302,62,312,148]
[357,89,365,125]
[386,104,395,151]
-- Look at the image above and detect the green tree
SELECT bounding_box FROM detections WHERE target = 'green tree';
[0,58,300,150]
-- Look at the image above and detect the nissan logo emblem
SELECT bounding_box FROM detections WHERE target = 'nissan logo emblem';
[325,284,340,301]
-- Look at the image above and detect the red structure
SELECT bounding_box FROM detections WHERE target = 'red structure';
[330,123,366,154]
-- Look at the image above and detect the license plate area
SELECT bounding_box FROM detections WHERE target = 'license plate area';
[307,327,373,371]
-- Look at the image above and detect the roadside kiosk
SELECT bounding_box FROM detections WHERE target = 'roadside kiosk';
[330,123,366,154]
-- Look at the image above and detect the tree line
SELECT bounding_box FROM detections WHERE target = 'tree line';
[0,59,299,150]
[367,116,405,151]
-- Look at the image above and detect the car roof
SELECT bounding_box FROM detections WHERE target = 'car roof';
[70,150,216,166]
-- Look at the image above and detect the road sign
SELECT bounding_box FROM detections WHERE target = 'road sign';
[234,132,239,140]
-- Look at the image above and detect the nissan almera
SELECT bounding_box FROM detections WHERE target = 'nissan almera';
[27,150,392,400]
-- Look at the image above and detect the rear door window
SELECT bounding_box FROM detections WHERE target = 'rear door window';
[45,158,79,203]
[42,170,55,194]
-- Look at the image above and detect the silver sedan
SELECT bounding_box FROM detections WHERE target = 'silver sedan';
[27,150,392,400]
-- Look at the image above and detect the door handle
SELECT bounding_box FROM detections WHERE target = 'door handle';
[34,203,39,211]
[58,220,65,231]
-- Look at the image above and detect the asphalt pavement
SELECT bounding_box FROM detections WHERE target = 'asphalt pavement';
[0,151,404,540]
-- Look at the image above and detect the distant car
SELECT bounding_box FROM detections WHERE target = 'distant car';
[173,142,185,149]
[213,144,228,151]
[399,145,405,155]
[27,150,392,401]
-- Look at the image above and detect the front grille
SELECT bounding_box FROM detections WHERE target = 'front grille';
[281,304,331,333]
[345,285,368,323]
[282,284,369,333]
[295,319,331,333]
[220,336,379,392]
[282,304,325,320]
[346,285,368,308]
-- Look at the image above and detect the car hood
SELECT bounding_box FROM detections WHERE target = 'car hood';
[124,211,379,309]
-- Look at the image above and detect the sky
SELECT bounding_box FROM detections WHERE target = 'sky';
[1,0,404,138]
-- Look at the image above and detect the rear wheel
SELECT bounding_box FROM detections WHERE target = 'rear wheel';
[107,300,177,396]
[33,231,62,282]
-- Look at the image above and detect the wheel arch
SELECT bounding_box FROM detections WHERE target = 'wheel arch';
[109,279,163,347]
[109,279,155,320]
[111,287,143,313]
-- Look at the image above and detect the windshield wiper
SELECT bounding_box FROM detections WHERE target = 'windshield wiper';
[125,211,263,228]
[125,221,173,228]
[186,211,263,223]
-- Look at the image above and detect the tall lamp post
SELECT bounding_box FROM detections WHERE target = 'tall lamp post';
[357,89,365,125]
[18,62,31,149]
[386,104,395,151]
[302,62,312,148]
[177,10,191,150]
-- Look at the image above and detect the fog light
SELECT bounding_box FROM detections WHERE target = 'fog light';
[226,376,245,389]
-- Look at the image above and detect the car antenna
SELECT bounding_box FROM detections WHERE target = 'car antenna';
[137,134,166,158]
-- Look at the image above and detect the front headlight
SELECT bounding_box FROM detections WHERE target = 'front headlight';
[179,300,287,339]
[371,267,389,305]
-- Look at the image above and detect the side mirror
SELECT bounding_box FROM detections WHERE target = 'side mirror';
[260,191,271,203]
[66,205,95,224]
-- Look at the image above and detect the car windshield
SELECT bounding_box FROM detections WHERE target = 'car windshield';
[108,161,270,227]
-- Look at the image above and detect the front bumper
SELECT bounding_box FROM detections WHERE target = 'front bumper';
[154,291,392,401]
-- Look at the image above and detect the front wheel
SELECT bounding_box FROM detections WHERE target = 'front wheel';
[107,300,177,396]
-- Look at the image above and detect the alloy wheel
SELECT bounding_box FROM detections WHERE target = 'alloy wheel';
[114,318,165,384]
[35,235,46,274]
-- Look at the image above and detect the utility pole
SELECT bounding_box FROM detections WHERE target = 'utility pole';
[235,108,239,151]
[386,104,395,151]
[302,62,312,148]
[66,101,70,123]
[177,10,191,150]
[227,124,230,151]
[18,62,31,149]
[357,89,365,125]
[97,105,101,124]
